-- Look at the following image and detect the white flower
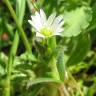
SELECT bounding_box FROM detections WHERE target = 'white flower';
[28,9,64,38]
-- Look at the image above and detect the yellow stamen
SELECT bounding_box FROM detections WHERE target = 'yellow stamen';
[40,27,53,37]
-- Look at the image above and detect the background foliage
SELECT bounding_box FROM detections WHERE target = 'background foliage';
[0,0,96,96]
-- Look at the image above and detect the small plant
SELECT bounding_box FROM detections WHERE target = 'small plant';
[0,0,96,96]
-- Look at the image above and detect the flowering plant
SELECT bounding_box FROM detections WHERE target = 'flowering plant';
[0,0,96,96]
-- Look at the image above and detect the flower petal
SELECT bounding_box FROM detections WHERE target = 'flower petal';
[32,12,42,29]
[47,13,56,26]
[56,16,63,24]
[40,9,47,26]
[59,20,64,27]
[56,28,64,33]
[54,32,61,36]
[51,15,64,34]
[28,20,40,31]
[36,32,45,38]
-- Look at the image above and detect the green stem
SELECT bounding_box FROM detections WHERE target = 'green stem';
[27,0,39,14]
[27,0,34,13]
[50,57,60,80]
[47,37,60,80]
[4,32,19,96]
[31,0,39,11]
[3,0,31,52]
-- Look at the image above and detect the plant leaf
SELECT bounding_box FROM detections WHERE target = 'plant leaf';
[62,6,92,37]
[16,0,26,25]
[67,34,91,66]
[27,78,61,87]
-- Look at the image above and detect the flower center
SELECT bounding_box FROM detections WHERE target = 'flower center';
[40,27,53,37]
